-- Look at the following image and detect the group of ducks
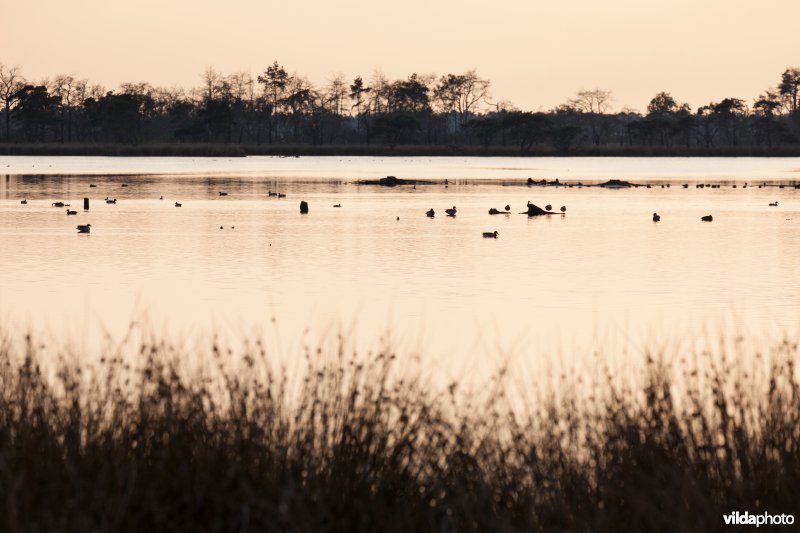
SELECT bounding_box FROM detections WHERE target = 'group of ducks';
[652,213,714,222]
[422,202,569,239]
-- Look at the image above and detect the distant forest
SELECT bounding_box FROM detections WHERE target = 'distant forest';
[1,62,800,155]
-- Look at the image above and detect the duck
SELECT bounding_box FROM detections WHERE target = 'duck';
[277,193,286,198]
[560,206,566,213]
[268,191,278,197]
[52,202,68,207]
[20,199,27,204]
[121,183,128,187]
[652,212,660,222]
[159,196,163,200]
[219,191,228,196]
[769,201,778,207]
[504,205,510,212]
[545,204,552,211]
[66,209,77,215]
[105,198,117,204]
[701,215,713,222]
[175,202,182,207]
[426,208,435,218]
[445,206,457,217]
[333,203,341,208]
[76,224,91,233]
[482,231,499,238]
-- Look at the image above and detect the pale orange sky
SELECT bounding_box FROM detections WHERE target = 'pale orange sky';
[3,0,798,112]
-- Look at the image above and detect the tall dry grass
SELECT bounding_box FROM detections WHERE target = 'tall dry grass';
[0,332,798,532]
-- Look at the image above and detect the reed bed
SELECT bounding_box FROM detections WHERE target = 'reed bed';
[0,332,798,532]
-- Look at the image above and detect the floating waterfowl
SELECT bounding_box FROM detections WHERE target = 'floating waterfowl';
[76,224,91,233]
[66,209,77,215]
[268,191,278,197]
[219,191,228,196]
[175,202,182,207]
[505,205,510,212]
[160,196,163,200]
[482,231,499,238]
[652,212,660,222]
[701,215,713,222]
[278,193,286,198]
[769,201,778,207]
[333,203,341,208]
[20,199,27,204]
[426,208,435,218]
[121,184,128,187]
[545,204,552,211]
[445,206,457,217]
[300,201,309,214]
[52,202,68,207]
[560,206,566,213]
[105,198,117,204]
[89,184,97,188]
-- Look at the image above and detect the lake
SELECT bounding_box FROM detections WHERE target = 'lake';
[1,156,799,379]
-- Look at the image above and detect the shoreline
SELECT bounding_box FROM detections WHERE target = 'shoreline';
[4,142,800,158]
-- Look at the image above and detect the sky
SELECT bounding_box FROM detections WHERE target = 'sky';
[3,0,799,113]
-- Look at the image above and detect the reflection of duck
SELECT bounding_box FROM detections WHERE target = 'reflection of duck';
[66,209,77,215]
[426,208,435,218]
[652,212,660,222]
[482,231,499,238]
[445,206,457,217]
[701,215,713,222]
[76,224,91,233]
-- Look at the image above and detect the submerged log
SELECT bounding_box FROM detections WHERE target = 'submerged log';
[521,202,562,216]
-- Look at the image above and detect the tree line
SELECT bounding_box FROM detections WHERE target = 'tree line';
[1,61,799,153]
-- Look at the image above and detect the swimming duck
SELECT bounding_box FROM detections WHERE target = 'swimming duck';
[219,191,228,196]
[769,201,778,207]
[701,215,713,222]
[426,208,435,218]
[52,202,68,207]
[652,212,660,222]
[105,198,117,204]
[175,202,182,207]
[445,206,457,217]
[76,224,91,233]
[20,199,27,204]
[268,191,278,197]
[333,203,341,208]
[560,206,566,213]
[545,204,552,211]
[66,209,77,215]
[482,231,499,238]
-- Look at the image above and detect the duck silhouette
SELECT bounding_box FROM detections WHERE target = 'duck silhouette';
[701,215,713,222]
[769,201,778,207]
[20,199,27,204]
[66,209,77,215]
[175,202,182,207]
[652,212,660,222]
[76,224,91,233]
[482,231,499,238]
[426,208,435,218]
[445,206,457,217]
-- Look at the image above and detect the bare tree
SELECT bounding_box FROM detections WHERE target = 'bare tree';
[568,88,613,114]
[433,69,491,125]
[53,74,87,142]
[0,63,25,141]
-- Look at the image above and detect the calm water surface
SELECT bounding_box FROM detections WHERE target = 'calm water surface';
[1,156,799,376]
